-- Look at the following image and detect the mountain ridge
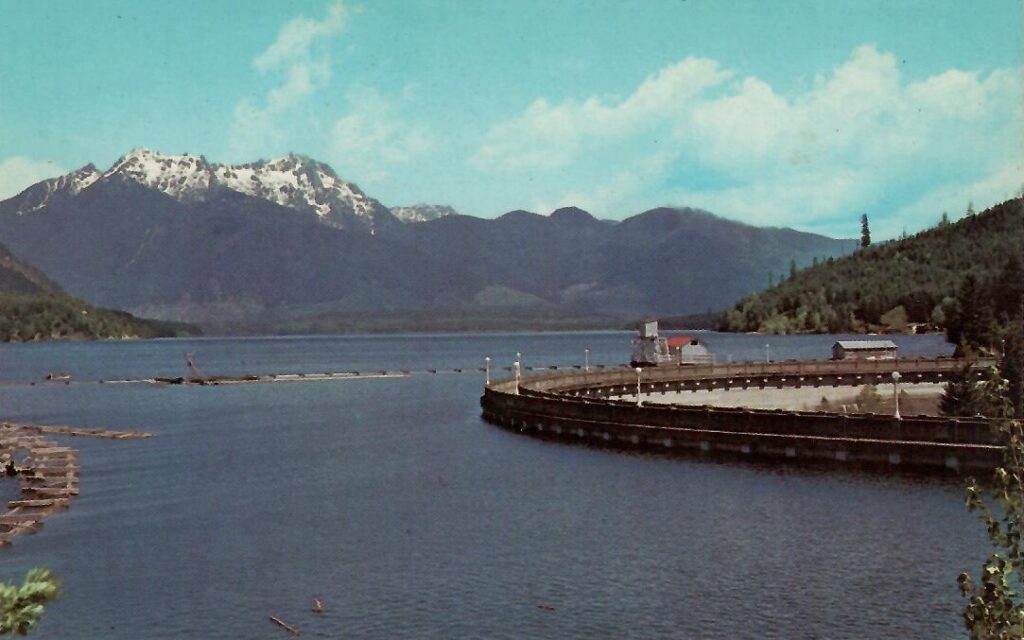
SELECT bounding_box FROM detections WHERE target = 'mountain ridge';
[5,148,398,233]
[0,149,857,331]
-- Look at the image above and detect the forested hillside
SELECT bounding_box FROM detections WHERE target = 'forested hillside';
[720,197,1024,335]
[0,243,194,342]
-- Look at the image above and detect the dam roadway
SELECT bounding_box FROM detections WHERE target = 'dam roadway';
[480,356,1003,473]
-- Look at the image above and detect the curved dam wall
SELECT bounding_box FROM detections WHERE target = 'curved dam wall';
[480,357,1001,473]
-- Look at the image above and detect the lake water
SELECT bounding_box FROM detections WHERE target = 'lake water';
[0,331,986,639]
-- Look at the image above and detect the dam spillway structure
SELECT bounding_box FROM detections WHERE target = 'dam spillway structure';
[480,356,1003,473]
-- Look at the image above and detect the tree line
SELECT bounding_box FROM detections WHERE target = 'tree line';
[0,293,194,342]
[720,197,1024,335]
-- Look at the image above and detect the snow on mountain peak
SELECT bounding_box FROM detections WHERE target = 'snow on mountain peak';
[99,149,393,231]
[105,148,212,200]
[68,164,102,192]
[390,203,459,223]
[9,163,102,214]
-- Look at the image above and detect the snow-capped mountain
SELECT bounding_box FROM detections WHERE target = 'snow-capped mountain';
[11,148,398,232]
[390,204,459,223]
[105,148,397,232]
[5,164,101,214]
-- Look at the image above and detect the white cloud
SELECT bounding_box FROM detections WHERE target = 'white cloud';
[470,57,732,172]
[252,3,346,72]
[0,157,65,200]
[533,169,644,216]
[329,87,436,182]
[230,2,348,156]
[472,45,1022,238]
[689,77,789,174]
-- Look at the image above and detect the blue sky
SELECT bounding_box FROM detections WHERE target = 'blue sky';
[1,0,1021,239]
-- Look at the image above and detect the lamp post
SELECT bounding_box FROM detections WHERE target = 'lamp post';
[484,356,491,386]
[584,349,590,372]
[514,360,521,395]
[891,370,901,419]
[635,367,643,407]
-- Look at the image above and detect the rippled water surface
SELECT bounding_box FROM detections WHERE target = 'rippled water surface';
[0,332,985,638]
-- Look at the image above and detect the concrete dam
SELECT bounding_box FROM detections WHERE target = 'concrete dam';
[480,357,1002,473]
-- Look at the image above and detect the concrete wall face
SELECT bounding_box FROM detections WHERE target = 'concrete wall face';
[481,357,1001,473]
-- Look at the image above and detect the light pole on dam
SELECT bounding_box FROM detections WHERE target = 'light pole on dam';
[635,367,643,407]
[892,370,902,420]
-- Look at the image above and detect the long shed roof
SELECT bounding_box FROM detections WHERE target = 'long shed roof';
[834,340,898,350]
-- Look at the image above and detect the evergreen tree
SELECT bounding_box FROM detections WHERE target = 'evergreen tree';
[994,256,1024,322]
[959,274,996,353]
[941,365,1012,418]
[1002,304,1024,419]
[860,213,871,247]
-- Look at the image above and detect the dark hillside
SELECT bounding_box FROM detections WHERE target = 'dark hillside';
[0,239,195,342]
[720,197,1024,334]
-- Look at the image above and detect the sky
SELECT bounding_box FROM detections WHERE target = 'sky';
[0,0,1021,239]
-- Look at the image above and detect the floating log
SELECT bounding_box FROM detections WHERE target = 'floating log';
[0,520,41,533]
[26,461,77,471]
[23,481,77,491]
[0,513,45,525]
[3,423,155,439]
[27,447,75,455]
[28,466,78,474]
[269,615,300,635]
[23,487,79,497]
[26,480,78,490]
[8,499,68,509]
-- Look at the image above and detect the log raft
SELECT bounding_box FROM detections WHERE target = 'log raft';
[0,423,155,546]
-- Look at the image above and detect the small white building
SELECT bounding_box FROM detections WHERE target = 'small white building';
[666,335,714,365]
[832,340,898,361]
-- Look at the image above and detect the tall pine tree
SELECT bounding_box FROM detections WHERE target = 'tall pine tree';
[860,213,871,247]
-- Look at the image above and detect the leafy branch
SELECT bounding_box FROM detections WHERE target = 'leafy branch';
[0,569,60,636]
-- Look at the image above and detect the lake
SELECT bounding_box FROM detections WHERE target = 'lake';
[0,331,985,638]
